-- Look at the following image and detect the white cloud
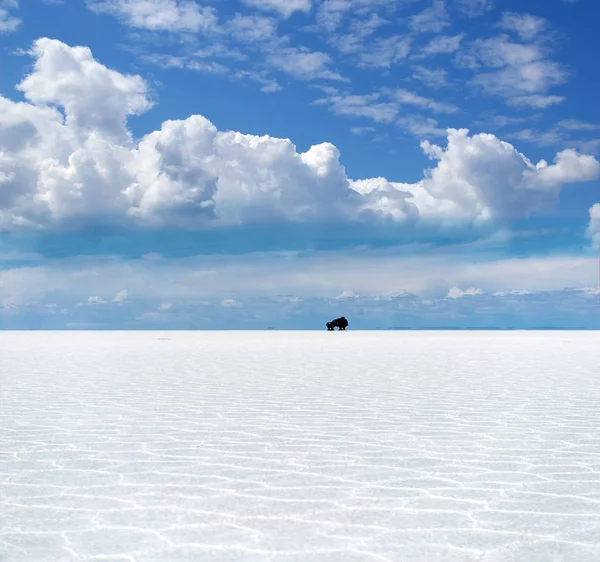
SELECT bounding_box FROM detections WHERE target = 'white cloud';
[267,47,344,81]
[234,70,282,93]
[586,204,600,243]
[446,286,485,298]
[113,289,128,302]
[453,0,493,17]
[1,39,598,235]
[470,35,567,103]
[87,0,218,32]
[392,88,459,114]
[353,129,600,224]
[0,0,20,32]
[7,284,600,328]
[422,33,464,55]
[492,289,532,297]
[227,13,278,42]
[83,290,127,305]
[507,95,565,109]
[350,126,376,135]
[529,149,600,187]
[410,0,449,34]
[315,0,396,32]
[19,37,153,139]
[316,89,452,137]
[412,66,448,88]
[396,116,446,138]
[355,35,411,68]
[335,290,360,299]
[511,128,563,147]
[220,298,243,307]
[558,119,600,132]
[510,121,600,152]
[316,92,399,123]
[2,251,599,308]
[240,0,312,18]
[499,12,547,41]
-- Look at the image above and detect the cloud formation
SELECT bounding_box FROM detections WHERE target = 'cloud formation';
[467,27,568,107]
[588,203,600,243]
[87,0,218,32]
[3,258,600,330]
[1,38,598,234]
[0,0,20,33]
[241,0,313,18]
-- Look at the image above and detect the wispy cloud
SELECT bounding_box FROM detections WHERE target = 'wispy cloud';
[391,88,459,114]
[509,118,600,151]
[396,115,446,137]
[558,119,600,132]
[355,35,412,68]
[240,0,313,18]
[507,95,565,109]
[87,0,218,33]
[412,65,449,89]
[453,0,494,18]
[422,33,464,55]
[315,91,399,123]
[267,47,345,81]
[468,33,568,106]
[2,251,599,313]
[499,12,547,41]
[0,0,20,32]
[410,0,450,34]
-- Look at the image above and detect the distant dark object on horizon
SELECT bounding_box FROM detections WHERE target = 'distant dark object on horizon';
[327,317,348,331]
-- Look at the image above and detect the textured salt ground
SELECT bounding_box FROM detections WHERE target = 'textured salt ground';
[1,330,600,562]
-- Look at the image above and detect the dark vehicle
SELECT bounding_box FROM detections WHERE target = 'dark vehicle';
[326,317,348,331]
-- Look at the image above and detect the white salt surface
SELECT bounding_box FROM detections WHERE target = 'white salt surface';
[2,331,600,562]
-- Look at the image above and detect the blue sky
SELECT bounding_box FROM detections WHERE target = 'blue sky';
[0,0,599,329]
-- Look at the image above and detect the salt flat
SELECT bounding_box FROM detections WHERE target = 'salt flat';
[1,330,600,562]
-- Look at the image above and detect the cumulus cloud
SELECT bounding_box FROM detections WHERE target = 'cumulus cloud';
[335,290,360,299]
[1,38,598,233]
[446,286,485,299]
[83,290,128,305]
[18,38,152,139]
[354,129,600,223]
[113,289,128,302]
